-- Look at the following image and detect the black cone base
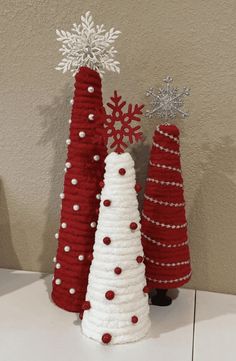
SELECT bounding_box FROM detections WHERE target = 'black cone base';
[151,289,172,307]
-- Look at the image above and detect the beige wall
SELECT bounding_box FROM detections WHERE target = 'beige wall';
[0,0,236,295]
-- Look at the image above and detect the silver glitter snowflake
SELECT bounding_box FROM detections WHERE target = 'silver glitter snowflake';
[55,11,121,76]
[146,76,190,119]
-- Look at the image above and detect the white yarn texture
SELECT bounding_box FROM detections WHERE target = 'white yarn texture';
[81,152,150,345]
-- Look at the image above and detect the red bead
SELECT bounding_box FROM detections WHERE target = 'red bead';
[82,301,91,310]
[136,256,143,264]
[87,253,93,262]
[119,168,126,175]
[105,290,115,300]
[114,267,122,275]
[131,315,138,324]
[130,222,138,230]
[143,285,149,294]
[102,333,112,344]
[135,183,142,192]
[99,180,105,188]
[103,199,111,207]
[103,237,111,245]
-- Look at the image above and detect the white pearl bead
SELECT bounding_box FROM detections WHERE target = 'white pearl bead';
[79,131,86,138]
[69,288,75,295]
[70,99,74,105]
[55,262,61,269]
[71,178,78,185]
[65,162,71,168]
[88,113,95,121]
[52,256,57,263]
[55,233,59,239]
[96,194,101,200]
[88,86,94,93]
[64,168,67,173]
[90,221,96,228]
[73,204,80,211]
[78,254,84,261]
[55,278,61,285]
[60,193,65,199]
[93,155,100,161]
[61,222,67,229]
[66,139,71,145]
[64,246,70,252]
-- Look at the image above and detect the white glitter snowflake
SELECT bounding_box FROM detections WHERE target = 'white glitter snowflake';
[55,11,121,76]
[146,76,190,119]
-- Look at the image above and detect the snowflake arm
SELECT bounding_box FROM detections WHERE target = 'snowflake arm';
[102,91,144,153]
[55,11,121,76]
[145,76,190,120]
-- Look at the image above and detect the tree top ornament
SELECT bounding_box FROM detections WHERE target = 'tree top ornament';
[145,76,190,120]
[55,11,121,76]
[100,91,144,153]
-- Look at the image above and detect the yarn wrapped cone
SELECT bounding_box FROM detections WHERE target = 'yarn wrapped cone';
[141,124,191,289]
[52,67,107,312]
[81,152,150,345]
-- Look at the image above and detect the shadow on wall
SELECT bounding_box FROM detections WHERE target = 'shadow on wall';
[0,269,48,297]
[188,136,236,295]
[37,83,73,287]
[0,179,20,269]
[0,182,39,295]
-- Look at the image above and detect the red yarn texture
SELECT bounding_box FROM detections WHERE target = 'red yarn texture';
[141,124,191,289]
[52,67,107,312]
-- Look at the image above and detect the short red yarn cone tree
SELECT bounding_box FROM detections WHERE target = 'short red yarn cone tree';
[52,12,120,312]
[141,77,191,304]
[141,124,191,289]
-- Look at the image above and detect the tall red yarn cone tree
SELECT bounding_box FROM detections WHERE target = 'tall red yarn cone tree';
[51,12,120,312]
[141,77,192,306]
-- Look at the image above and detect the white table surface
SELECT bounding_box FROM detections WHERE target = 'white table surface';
[0,268,195,361]
[194,290,236,361]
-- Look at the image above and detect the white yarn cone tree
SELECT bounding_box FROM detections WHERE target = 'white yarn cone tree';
[81,92,150,345]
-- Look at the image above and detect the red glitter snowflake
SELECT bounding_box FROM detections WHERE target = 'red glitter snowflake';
[103,91,144,153]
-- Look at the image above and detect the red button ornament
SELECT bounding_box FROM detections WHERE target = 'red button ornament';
[102,333,112,344]
[114,267,122,275]
[105,290,115,300]
[99,180,105,188]
[143,285,149,294]
[82,301,91,310]
[103,199,111,207]
[136,256,143,264]
[130,222,138,230]
[103,237,111,245]
[131,315,138,324]
[135,183,142,192]
[119,168,126,175]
